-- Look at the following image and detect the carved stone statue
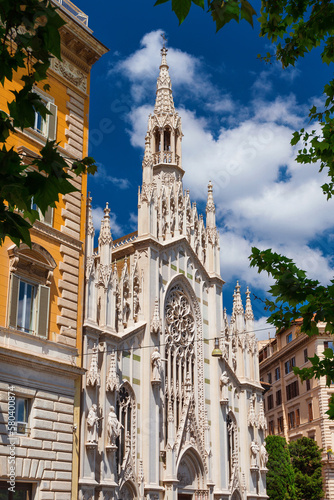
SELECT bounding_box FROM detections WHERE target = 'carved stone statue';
[123,285,130,326]
[260,441,268,469]
[107,406,123,445]
[151,347,162,384]
[250,440,259,467]
[232,349,237,371]
[220,371,229,401]
[87,404,100,443]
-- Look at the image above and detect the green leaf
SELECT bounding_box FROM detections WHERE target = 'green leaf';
[172,0,192,24]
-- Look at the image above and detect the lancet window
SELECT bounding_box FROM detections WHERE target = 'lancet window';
[164,285,196,441]
[154,128,160,152]
[116,383,135,471]
[227,413,238,481]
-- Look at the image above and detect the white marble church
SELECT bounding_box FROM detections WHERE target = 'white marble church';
[79,45,267,500]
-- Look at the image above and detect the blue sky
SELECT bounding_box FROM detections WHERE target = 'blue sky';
[74,0,333,340]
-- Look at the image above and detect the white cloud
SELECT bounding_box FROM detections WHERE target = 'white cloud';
[93,165,130,190]
[91,206,122,237]
[114,30,231,105]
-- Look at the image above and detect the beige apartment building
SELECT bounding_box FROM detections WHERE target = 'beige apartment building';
[259,321,334,499]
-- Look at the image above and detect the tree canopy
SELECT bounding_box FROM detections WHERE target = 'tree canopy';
[266,435,297,500]
[289,437,324,500]
[0,0,97,247]
[155,0,334,412]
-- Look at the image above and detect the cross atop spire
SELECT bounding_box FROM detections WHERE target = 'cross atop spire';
[161,32,167,48]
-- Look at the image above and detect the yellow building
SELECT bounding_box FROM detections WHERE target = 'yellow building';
[259,321,334,500]
[0,1,107,498]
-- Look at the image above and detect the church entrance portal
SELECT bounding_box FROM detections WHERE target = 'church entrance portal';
[178,495,192,500]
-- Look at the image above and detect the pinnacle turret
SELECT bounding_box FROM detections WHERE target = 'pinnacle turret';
[245,286,255,333]
[206,181,216,228]
[86,193,95,258]
[98,203,112,265]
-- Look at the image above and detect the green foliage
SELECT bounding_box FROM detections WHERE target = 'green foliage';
[249,247,334,417]
[289,437,324,500]
[266,435,297,500]
[155,0,256,30]
[249,248,334,336]
[0,0,97,247]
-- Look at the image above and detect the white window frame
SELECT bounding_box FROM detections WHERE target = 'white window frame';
[31,198,54,227]
[31,88,57,141]
[15,397,31,436]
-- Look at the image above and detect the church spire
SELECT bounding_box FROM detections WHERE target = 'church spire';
[154,38,175,116]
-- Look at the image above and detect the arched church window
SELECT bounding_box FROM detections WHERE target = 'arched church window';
[154,129,160,152]
[227,413,237,481]
[164,128,171,151]
[164,285,195,443]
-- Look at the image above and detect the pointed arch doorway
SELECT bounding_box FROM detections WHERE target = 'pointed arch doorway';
[177,447,208,500]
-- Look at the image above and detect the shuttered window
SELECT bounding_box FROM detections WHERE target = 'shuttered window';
[8,275,50,338]
[47,102,58,140]
[31,91,57,140]
[37,285,50,337]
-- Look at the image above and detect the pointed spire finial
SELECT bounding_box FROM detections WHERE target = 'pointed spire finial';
[245,286,254,321]
[98,202,112,248]
[235,281,244,315]
[154,37,175,115]
[87,192,94,237]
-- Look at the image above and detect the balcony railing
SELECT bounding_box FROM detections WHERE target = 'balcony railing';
[153,151,180,166]
[53,0,89,27]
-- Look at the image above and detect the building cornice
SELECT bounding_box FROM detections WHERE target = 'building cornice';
[31,221,83,252]
[0,345,84,378]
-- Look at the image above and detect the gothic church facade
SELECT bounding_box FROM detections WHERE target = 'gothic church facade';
[79,47,267,500]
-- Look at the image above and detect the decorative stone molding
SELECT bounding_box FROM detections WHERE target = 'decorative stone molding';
[247,395,257,427]
[257,400,267,431]
[106,350,119,392]
[151,297,161,334]
[51,57,87,92]
[86,343,100,387]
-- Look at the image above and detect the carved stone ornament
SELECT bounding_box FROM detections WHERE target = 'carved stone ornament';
[107,405,123,446]
[86,404,100,444]
[260,441,269,471]
[151,297,162,334]
[51,57,87,93]
[87,343,101,387]
[257,400,267,431]
[151,347,162,384]
[106,350,119,392]
[247,396,256,427]
[250,440,259,468]
[220,371,229,404]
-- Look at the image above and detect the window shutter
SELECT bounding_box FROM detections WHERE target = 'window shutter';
[8,275,19,328]
[47,102,57,141]
[36,285,50,337]
[43,206,53,226]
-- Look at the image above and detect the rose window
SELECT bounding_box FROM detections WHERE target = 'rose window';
[165,288,194,345]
